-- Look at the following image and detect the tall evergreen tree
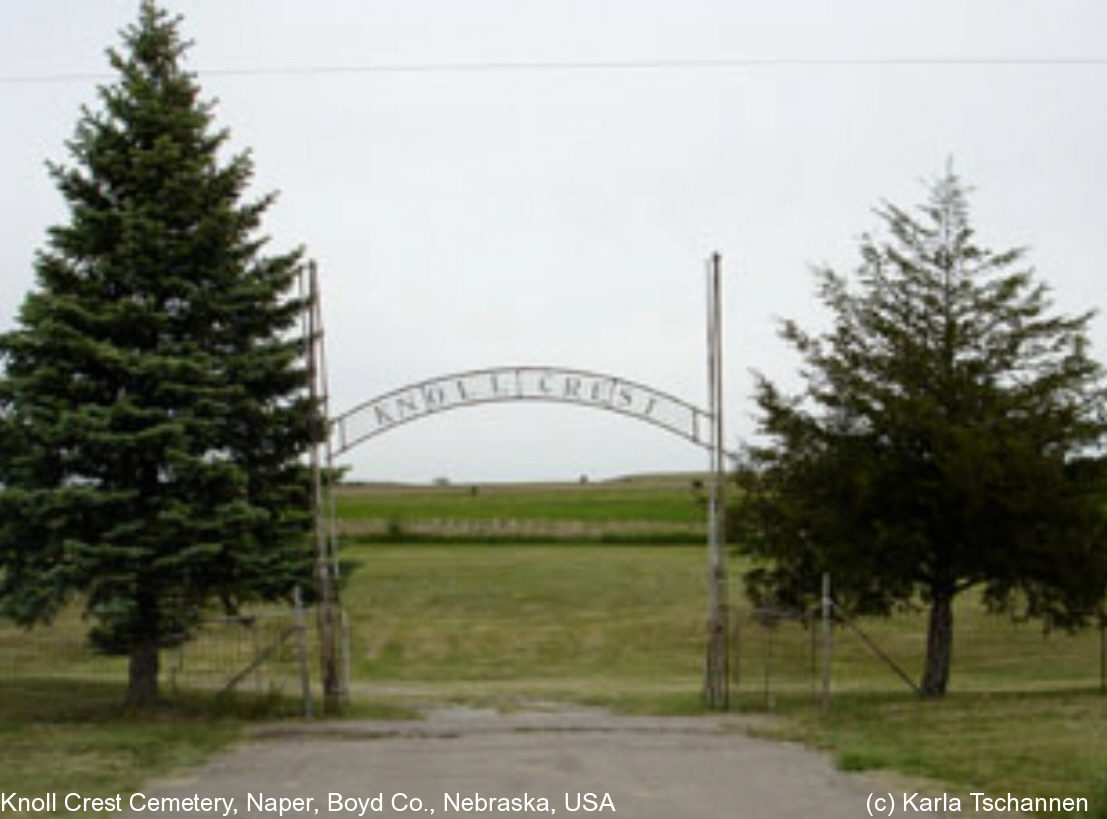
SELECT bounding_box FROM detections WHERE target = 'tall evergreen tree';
[733,166,1107,697]
[0,2,315,705]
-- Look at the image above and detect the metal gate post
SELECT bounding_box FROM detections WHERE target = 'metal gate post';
[703,252,730,710]
[305,262,348,712]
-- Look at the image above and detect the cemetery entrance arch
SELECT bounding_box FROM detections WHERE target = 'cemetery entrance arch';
[331,365,726,458]
[308,256,732,713]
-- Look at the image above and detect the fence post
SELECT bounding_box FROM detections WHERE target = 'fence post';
[341,607,351,702]
[821,572,832,714]
[702,251,730,710]
[763,620,772,710]
[810,610,817,709]
[1100,615,1105,696]
[168,645,182,696]
[731,616,740,692]
[251,619,262,693]
[294,585,313,719]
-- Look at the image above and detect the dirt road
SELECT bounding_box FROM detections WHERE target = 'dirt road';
[123,706,942,819]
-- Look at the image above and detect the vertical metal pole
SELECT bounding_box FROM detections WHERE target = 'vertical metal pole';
[315,263,349,708]
[306,264,329,703]
[810,609,818,709]
[704,254,718,707]
[252,619,262,694]
[821,571,832,714]
[1100,615,1105,695]
[714,252,728,708]
[731,607,741,692]
[763,622,772,710]
[293,584,313,719]
[703,252,730,710]
[307,262,344,712]
[341,607,352,705]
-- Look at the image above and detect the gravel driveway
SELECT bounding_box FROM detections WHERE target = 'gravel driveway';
[123,706,950,819]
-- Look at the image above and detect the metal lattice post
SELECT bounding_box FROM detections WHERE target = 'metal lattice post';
[305,262,347,712]
[703,252,730,710]
[293,584,313,719]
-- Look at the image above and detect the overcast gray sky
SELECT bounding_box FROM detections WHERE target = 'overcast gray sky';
[2,1,1105,483]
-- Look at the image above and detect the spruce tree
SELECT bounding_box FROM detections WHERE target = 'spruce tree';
[0,2,315,705]
[733,166,1107,697]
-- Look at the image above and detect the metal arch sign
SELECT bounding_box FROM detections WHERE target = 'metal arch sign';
[330,365,727,457]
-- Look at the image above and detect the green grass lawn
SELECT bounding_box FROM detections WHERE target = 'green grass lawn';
[337,475,705,526]
[0,678,289,813]
[761,688,1107,806]
[341,542,709,711]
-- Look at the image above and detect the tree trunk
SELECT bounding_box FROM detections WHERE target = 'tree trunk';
[125,637,161,707]
[920,583,954,698]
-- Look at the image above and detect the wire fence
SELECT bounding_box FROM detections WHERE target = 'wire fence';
[734,596,1107,710]
[0,601,319,712]
[4,588,1105,713]
[165,610,311,698]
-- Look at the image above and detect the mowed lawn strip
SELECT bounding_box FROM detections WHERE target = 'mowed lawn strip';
[344,542,707,686]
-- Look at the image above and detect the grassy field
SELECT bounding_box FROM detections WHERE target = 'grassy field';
[763,689,1107,808]
[337,474,706,526]
[342,542,709,710]
[3,476,1106,814]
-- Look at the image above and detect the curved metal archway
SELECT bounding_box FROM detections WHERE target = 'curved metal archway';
[331,364,734,459]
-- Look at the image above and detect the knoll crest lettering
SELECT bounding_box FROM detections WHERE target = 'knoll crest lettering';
[332,366,722,457]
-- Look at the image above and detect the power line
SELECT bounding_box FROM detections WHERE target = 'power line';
[3,56,1107,84]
